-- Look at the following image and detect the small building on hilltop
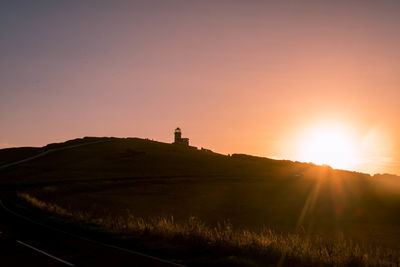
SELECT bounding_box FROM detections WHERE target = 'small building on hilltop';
[173,127,189,146]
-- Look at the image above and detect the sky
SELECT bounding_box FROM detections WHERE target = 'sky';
[1,1,400,175]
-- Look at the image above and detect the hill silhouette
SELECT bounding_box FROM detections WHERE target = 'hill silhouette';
[0,136,373,185]
[2,136,400,265]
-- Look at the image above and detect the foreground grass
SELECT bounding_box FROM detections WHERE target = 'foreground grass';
[17,193,400,266]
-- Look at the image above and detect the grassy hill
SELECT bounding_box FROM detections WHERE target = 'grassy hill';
[0,136,370,182]
[0,137,311,184]
[2,137,400,265]
[0,147,42,166]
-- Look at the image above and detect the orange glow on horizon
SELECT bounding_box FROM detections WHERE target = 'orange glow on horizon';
[279,121,394,175]
[1,1,400,175]
[294,123,361,170]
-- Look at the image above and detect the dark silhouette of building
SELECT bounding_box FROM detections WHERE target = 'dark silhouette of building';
[173,127,189,146]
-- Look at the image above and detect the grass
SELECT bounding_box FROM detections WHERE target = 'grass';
[3,137,400,265]
[17,192,400,266]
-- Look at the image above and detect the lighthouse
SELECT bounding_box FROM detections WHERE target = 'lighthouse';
[173,127,189,146]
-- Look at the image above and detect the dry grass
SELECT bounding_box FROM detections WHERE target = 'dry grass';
[17,192,400,266]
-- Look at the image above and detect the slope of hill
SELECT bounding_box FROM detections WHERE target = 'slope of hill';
[0,137,298,184]
[0,136,371,184]
[2,137,400,265]
[0,147,42,166]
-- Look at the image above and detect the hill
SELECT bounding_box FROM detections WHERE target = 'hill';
[2,137,400,265]
[0,136,371,184]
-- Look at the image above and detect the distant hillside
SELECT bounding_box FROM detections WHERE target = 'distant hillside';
[0,136,378,186]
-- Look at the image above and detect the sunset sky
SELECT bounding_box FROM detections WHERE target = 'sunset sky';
[1,1,400,175]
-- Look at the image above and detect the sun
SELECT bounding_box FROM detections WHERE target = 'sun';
[296,124,360,170]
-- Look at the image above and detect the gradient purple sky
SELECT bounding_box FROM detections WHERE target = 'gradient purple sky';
[1,1,400,174]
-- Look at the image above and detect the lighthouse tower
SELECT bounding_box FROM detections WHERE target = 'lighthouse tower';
[174,128,182,142]
[173,127,189,146]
